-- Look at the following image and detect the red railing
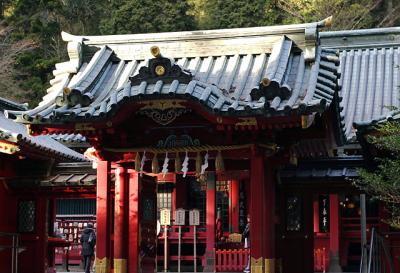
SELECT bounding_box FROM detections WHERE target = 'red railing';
[214,248,250,272]
[314,247,327,272]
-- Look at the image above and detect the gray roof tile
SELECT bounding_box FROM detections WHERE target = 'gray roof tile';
[10,34,339,124]
[0,113,86,161]
[321,28,400,142]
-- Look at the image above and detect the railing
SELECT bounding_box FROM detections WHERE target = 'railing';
[214,248,249,272]
[314,247,327,272]
[0,232,21,273]
[360,228,394,273]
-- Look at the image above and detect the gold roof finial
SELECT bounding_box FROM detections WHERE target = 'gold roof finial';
[150,46,161,58]
[261,78,271,87]
[323,16,333,28]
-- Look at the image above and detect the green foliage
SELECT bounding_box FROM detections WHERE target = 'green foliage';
[199,0,278,29]
[277,0,384,30]
[99,0,196,34]
[13,50,58,105]
[355,122,400,228]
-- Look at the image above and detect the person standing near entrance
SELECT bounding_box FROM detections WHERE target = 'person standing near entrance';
[80,223,96,273]
[242,214,250,273]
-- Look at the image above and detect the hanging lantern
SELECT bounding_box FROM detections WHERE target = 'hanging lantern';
[134,152,141,172]
[195,152,202,175]
[152,153,159,174]
[215,150,225,172]
[175,152,181,173]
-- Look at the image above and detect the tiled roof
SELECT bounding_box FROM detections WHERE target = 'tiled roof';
[41,162,96,187]
[0,113,86,161]
[280,156,363,180]
[0,97,28,112]
[48,133,87,144]
[321,28,400,142]
[8,19,340,124]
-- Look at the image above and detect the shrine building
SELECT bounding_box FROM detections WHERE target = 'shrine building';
[0,18,399,273]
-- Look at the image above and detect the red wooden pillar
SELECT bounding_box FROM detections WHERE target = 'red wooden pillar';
[250,152,264,273]
[114,166,127,273]
[264,162,275,273]
[96,161,111,273]
[36,196,48,273]
[128,171,139,273]
[328,194,342,272]
[203,172,216,272]
[229,180,239,233]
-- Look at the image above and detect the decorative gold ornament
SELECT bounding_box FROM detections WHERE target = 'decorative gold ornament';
[235,117,257,127]
[114,258,127,273]
[152,153,159,173]
[155,65,166,76]
[215,150,225,172]
[95,257,111,273]
[75,123,95,131]
[139,100,186,111]
[63,87,71,95]
[138,100,190,126]
[0,142,20,154]
[150,46,161,58]
[324,16,333,28]
[261,77,271,87]
[175,152,181,172]
[135,152,141,172]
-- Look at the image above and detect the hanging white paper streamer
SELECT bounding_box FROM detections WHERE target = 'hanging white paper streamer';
[140,151,146,177]
[201,152,209,175]
[162,152,169,177]
[182,151,189,177]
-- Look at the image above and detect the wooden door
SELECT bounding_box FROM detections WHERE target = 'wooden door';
[139,175,157,273]
[277,191,314,273]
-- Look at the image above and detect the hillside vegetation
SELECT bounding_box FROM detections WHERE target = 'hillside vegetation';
[0,0,399,106]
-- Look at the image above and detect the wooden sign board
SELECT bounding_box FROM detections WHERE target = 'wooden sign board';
[160,208,171,226]
[174,208,186,226]
[189,209,200,226]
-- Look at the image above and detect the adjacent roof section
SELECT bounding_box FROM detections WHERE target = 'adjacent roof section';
[8,18,340,125]
[0,113,86,161]
[48,133,89,148]
[0,97,28,112]
[321,28,400,142]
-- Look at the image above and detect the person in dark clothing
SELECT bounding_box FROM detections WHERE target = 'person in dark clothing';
[242,214,250,273]
[80,223,96,273]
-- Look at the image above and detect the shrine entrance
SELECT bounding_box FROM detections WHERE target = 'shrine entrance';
[277,190,314,273]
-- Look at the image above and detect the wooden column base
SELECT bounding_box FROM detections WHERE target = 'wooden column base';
[251,257,264,273]
[114,258,128,273]
[264,258,275,273]
[95,257,111,273]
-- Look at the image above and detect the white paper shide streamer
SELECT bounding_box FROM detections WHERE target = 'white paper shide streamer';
[162,152,169,177]
[201,152,209,175]
[182,151,189,177]
[140,151,146,176]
